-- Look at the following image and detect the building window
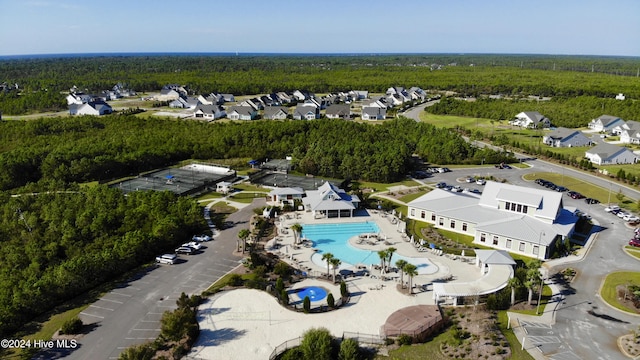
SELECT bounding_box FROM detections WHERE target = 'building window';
[523,206,528,214]
[517,204,522,212]
[519,242,525,251]
[480,233,486,242]
[533,245,539,255]
[420,211,425,219]
[506,239,512,248]
[431,214,436,221]
[450,220,455,229]
[439,218,444,226]
[493,236,499,245]
[462,223,467,231]
[505,201,510,210]
[511,203,517,211]
[410,208,415,216]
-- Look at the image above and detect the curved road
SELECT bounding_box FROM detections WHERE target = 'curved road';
[404,104,640,359]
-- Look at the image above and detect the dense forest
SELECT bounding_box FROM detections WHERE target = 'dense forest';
[0,116,514,191]
[1,54,638,114]
[0,187,204,337]
[426,96,640,128]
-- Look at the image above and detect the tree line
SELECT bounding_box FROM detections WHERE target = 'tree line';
[0,187,204,338]
[426,96,640,128]
[0,116,514,192]
[1,54,638,114]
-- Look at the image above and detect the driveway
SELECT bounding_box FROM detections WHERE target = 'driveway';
[39,198,264,360]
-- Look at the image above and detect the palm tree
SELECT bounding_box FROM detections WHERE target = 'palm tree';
[395,259,408,288]
[507,277,522,306]
[290,223,303,244]
[329,257,341,283]
[238,229,250,253]
[377,250,388,271]
[403,263,418,294]
[321,252,334,276]
[386,247,397,268]
[525,268,542,305]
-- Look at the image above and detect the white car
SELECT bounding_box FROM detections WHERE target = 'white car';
[617,211,628,218]
[605,205,620,213]
[624,214,640,222]
[193,234,212,242]
[183,241,202,250]
[476,179,486,185]
[156,254,177,265]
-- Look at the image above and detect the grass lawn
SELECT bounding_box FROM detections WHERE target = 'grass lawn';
[420,112,493,129]
[600,271,640,314]
[227,192,266,203]
[194,191,224,202]
[398,190,429,204]
[233,183,271,193]
[509,285,553,316]
[497,311,536,360]
[353,179,420,193]
[625,247,640,260]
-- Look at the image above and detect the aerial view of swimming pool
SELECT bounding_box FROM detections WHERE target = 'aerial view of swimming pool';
[302,222,435,274]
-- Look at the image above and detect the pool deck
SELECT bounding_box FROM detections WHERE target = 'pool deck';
[190,209,504,359]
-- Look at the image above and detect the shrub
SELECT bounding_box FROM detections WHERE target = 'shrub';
[303,296,311,313]
[275,278,285,294]
[340,281,348,298]
[274,261,292,278]
[280,289,289,306]
[397,334,413,346]
[327,293,335,308]
[338,337,360,360]
[60,316,83,334]
[228,273,243,286]
[300,327,333,360]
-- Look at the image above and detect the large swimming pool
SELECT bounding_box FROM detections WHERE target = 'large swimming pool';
[302,222,435,274]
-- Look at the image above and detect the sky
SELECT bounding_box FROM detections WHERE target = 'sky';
[1,0,639,57]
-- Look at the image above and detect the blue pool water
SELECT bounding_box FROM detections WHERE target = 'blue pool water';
[294,286,328,301]
[302,221,434,274]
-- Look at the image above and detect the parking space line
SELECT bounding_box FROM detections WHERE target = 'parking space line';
[132,328,161,331]
[101,298,124,304]
[80,311,104,319]
[90,304,114,311]
[110,291,133,297]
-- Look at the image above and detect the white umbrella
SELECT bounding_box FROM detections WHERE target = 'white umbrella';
[410,235,414,244]
[392,209,396,216]
[461,250,465,257]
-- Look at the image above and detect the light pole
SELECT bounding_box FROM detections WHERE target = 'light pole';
[536,275,545,315]
[537,231,545,260]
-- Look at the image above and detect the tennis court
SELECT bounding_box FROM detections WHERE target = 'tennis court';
[110,167,236,196]
[249,170,343,191]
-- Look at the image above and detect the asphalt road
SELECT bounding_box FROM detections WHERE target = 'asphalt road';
[36,198,265,360]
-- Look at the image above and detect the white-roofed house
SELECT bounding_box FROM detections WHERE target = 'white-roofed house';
[542,127,591,147]
[361,106,387,120]
[227,106,257,120]
[407,181,578,260]
[268,187,305,207]
[193,104,226,120]
[585,143,638,165]
[616,120,640,144]
[509,111,550,129]
[303,182,360,218]
[69,101,112,116]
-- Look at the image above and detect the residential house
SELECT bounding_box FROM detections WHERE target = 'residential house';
[304,182,361,218]
[216,181,233,194]
[407,181,578,260]
[408,87,427,101]
[542,128,591,147]
[587,115,624,133]
[193,104,226,120]
[169,96,200,109]
[263,106,289,120]
[268,187,305,207]
[385,94,404,107]
[293,104,319,120]
[220,94,235,102]
[275,92,293,104]
[361,106,387,120]
[585,143,638,165]
[366,98,390,109]
[292,90,313,102]
[509,111,550,129]
[227,106,257,120]
[325,104,351,119]
[619,121,640,144]
[66,92,95,105]
[239,98,263,111]
[349,90,369,100]
[69,101,113,116]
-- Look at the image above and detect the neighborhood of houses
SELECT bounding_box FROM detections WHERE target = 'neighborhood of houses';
[66,84,638,167]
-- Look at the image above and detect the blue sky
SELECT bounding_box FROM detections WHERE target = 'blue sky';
[1,0,638,57]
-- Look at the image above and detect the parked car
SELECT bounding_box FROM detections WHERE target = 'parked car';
[629,238,640,247]
[585,198,600,204]
[617,211,628,219]
[568,191,585,199]
[605,205,621,213]
[554,186,568,192]
[193,234,212,242]
[453,185,463,192]
[544,182,556,189]
[435,182,447,189]
[465,177,475,183]
[156,254,177,265]
[535,179,548,186]
[175,246,196,255]
[476,178,486,185]
[182,241,202,250]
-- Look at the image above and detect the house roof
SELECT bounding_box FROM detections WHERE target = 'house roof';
[475,250,516,265]
[586,142,633,160]
[229,106,254,116]
[594,114,622,126]
[479,181,562,221]
[546,127,580,139]
[362,107,386,116]
[269,187,305,196]
[326,104,351,116]
[195,104,223,114]
[304,182,360,212]
[263,106,288,117]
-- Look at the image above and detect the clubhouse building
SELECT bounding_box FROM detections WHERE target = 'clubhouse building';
[407,181,578,260]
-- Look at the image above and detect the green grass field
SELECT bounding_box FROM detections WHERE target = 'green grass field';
[523,172,633,206]
[600,271,640,314]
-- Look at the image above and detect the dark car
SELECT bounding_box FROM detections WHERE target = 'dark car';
[568,191,585,199]
[544,182,556,189]
[629,238,640,248]
[535,179,548,186]
[554,186,568,192]
[585,198,600,204]
[435,182,447,189]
